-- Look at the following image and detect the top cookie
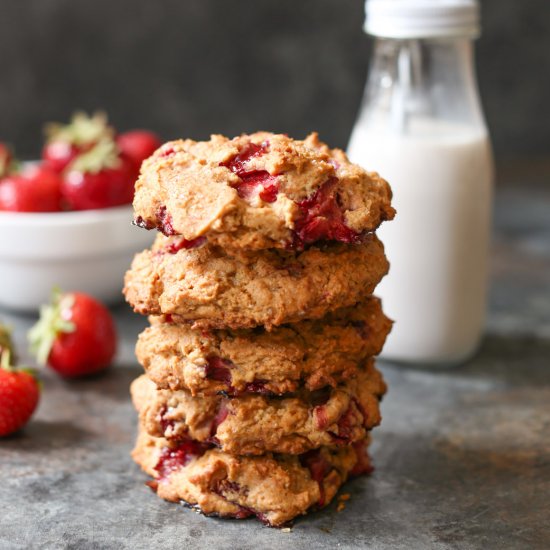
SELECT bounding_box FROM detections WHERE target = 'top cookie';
[133,132,394,250]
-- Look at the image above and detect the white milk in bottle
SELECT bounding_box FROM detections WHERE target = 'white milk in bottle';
[348,0,494,365]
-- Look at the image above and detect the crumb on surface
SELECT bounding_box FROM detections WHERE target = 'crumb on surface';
[337,493,351,512]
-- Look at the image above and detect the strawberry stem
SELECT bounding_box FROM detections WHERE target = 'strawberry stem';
[44,111,114,146]
[0,323,17,363]
[0,349,13,372]
[28,289,76,366]
[68,137,122,174]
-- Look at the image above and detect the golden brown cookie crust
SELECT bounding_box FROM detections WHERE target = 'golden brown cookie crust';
[123,235,389,330]
[132,427,371,526]
[136,297,392,396]
[132,132,394,250]
[131,363,386,456]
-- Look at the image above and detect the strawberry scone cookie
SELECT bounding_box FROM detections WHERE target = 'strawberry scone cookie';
[126,131,394,526]
[124,234,388,329]
[136,297,391,396]
[131,363,385,455]
[133,132,394,250]
[133,427,372,527]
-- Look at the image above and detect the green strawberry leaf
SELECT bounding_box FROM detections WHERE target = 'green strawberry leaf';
[28,288,76,366]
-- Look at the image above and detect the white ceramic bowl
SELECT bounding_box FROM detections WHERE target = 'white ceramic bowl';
[0,205,155,312]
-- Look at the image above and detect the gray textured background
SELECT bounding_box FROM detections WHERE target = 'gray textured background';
[0,0,548,159]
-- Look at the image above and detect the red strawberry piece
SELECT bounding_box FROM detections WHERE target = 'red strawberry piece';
[300,450,333,507]
[134,205,177,236]
[204,356,234,385]
[154,205,177,235]
[227,507,254,521]
[221,142,279,203]
[330,405,357,443]
[158,145,175,158]
[241,380,271,394]
[61,138,139,210]
[116,130,161,168]
[314,405,330,430]
[0,164,63,212]
[232,171,279,203]
[203,357,272,395]
[165,236,206,254]
[293,178,361,247]
[0,350,40,437]
[28,289,117,378]
[224,142,268,174]
[209,401,229,441]
[42,112,113,173]
[159,405,176,435]
[154,440,211,480]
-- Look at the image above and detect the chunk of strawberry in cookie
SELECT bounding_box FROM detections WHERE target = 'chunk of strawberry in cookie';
[300,450,333,507]
[154,440,211,480]
[204,356,234,385]
[221,142,279,203]
[293,178,361,247]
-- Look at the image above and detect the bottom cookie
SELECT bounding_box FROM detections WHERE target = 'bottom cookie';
[132,427,373,527]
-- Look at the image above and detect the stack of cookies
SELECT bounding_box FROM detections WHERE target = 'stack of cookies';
[124,132,394,526]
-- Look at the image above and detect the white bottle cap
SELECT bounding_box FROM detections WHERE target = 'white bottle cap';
[365,0,480,39]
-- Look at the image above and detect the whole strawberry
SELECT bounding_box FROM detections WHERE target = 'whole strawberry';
[116,130,161,168]
[42,112,114,174]
[29,290,117,378]
[61,138,138,210]
[0,350,40,437]
[0,163,63,212]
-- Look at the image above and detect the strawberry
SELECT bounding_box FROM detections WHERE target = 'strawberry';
[116,130,161,168]
[0,163,63,212]
[61,138,139,210]
[0,350,40,437]
[29,290,117,378]
[42,112,114,173]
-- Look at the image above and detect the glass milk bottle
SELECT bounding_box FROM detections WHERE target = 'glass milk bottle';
[348,0,494,366]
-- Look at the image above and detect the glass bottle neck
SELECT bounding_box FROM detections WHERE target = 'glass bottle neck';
[361,37,487,136]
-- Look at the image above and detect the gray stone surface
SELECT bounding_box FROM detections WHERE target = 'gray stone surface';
[1,179,549,549]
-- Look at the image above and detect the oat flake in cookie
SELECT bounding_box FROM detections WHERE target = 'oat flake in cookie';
[133,132,394,250]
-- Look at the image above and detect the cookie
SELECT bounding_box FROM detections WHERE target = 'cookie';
[133,427,372,526]
[136,297,392,396]
[132,132,394,250]
[124,234,389,330]
[131,363,386,455]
